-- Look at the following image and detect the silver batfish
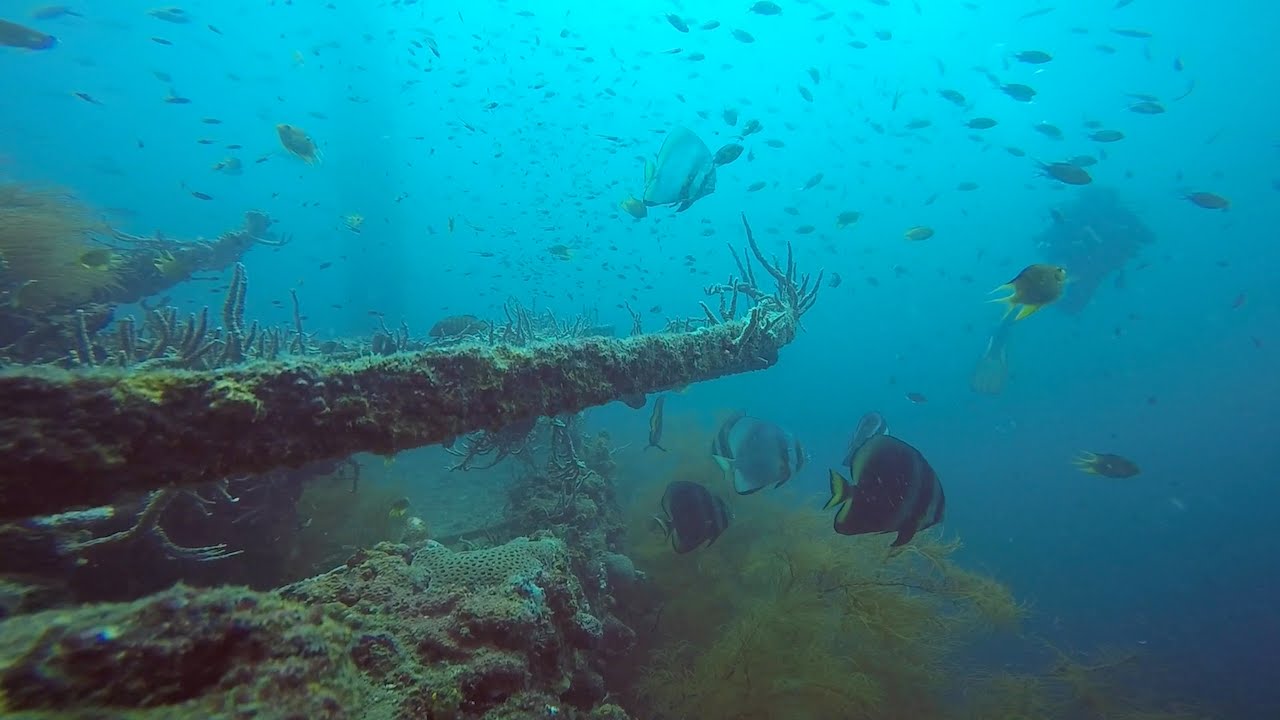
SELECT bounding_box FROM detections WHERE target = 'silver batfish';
[710,411,806,495]
[643,126,717,212]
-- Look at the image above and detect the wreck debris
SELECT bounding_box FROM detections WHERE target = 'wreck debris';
[0,214,820,521]
[0,537,633,718]
[0,201,288,364]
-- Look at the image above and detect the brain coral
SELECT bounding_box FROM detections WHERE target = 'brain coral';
[415,537,566,590]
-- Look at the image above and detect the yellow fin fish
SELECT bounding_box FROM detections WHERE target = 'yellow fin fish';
[990,263,1066,321]
[1073,451,1140,478]
[620,196,647,219]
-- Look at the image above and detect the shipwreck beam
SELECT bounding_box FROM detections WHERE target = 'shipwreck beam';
[0,311,794,521]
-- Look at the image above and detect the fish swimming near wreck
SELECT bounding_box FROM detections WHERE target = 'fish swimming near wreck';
[710,411,806,495]
[646,395,667,451]
[712,143,744,167]
[0,19,57,49]
[991,264,1068,321]
[1073,451,1140,478]
[842,411,889,467]
[653,480,731,554]
[388,497,411,519]
[826,434,945,547]
[642,126,717,212]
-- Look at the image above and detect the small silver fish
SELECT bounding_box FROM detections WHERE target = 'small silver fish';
[710,411,806,495]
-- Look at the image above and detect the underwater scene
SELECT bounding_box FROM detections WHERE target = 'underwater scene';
[0,0,1275,718]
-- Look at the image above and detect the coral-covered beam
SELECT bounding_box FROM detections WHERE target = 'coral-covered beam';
[0,311,796,521]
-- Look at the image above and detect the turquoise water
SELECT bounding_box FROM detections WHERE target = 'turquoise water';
[3,0,1277,716]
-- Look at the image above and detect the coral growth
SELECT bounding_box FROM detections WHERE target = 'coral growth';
[414,537,566,589]
[496,416,638,693]
[0,200,283,365]
[282,536,628,718]
[0,210,821,521]
[0,537,632,719]
[0,182,119,311]
[0,584,355,719]
[0,299,812,521]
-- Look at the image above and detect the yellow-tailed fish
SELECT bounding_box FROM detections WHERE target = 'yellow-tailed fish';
[990,264,1067,321]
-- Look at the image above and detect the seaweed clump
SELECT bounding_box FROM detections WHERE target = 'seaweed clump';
[620,449,1025,720]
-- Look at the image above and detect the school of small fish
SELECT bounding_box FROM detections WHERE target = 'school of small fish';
[2,1,1244,317]
[0,2,1226,541]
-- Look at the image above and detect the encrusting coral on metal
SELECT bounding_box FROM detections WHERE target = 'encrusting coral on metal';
[0,214,820,523]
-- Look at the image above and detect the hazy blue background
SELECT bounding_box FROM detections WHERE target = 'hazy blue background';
[2,0,1277,715]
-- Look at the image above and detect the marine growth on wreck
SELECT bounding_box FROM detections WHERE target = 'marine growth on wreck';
[0,2,1261,720]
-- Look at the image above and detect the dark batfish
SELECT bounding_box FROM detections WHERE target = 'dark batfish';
[646,395,667,451]
[654,481,731,554]
[842,411,889,467]
[710,411,806,495]
[826,434,945,547]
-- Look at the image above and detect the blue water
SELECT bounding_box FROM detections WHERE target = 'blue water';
[3,0,1277,716]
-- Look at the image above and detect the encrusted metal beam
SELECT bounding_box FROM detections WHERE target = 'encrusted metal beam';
[0,310,796,521]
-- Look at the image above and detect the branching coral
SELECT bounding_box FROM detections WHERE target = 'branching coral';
[57,488,241,562]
